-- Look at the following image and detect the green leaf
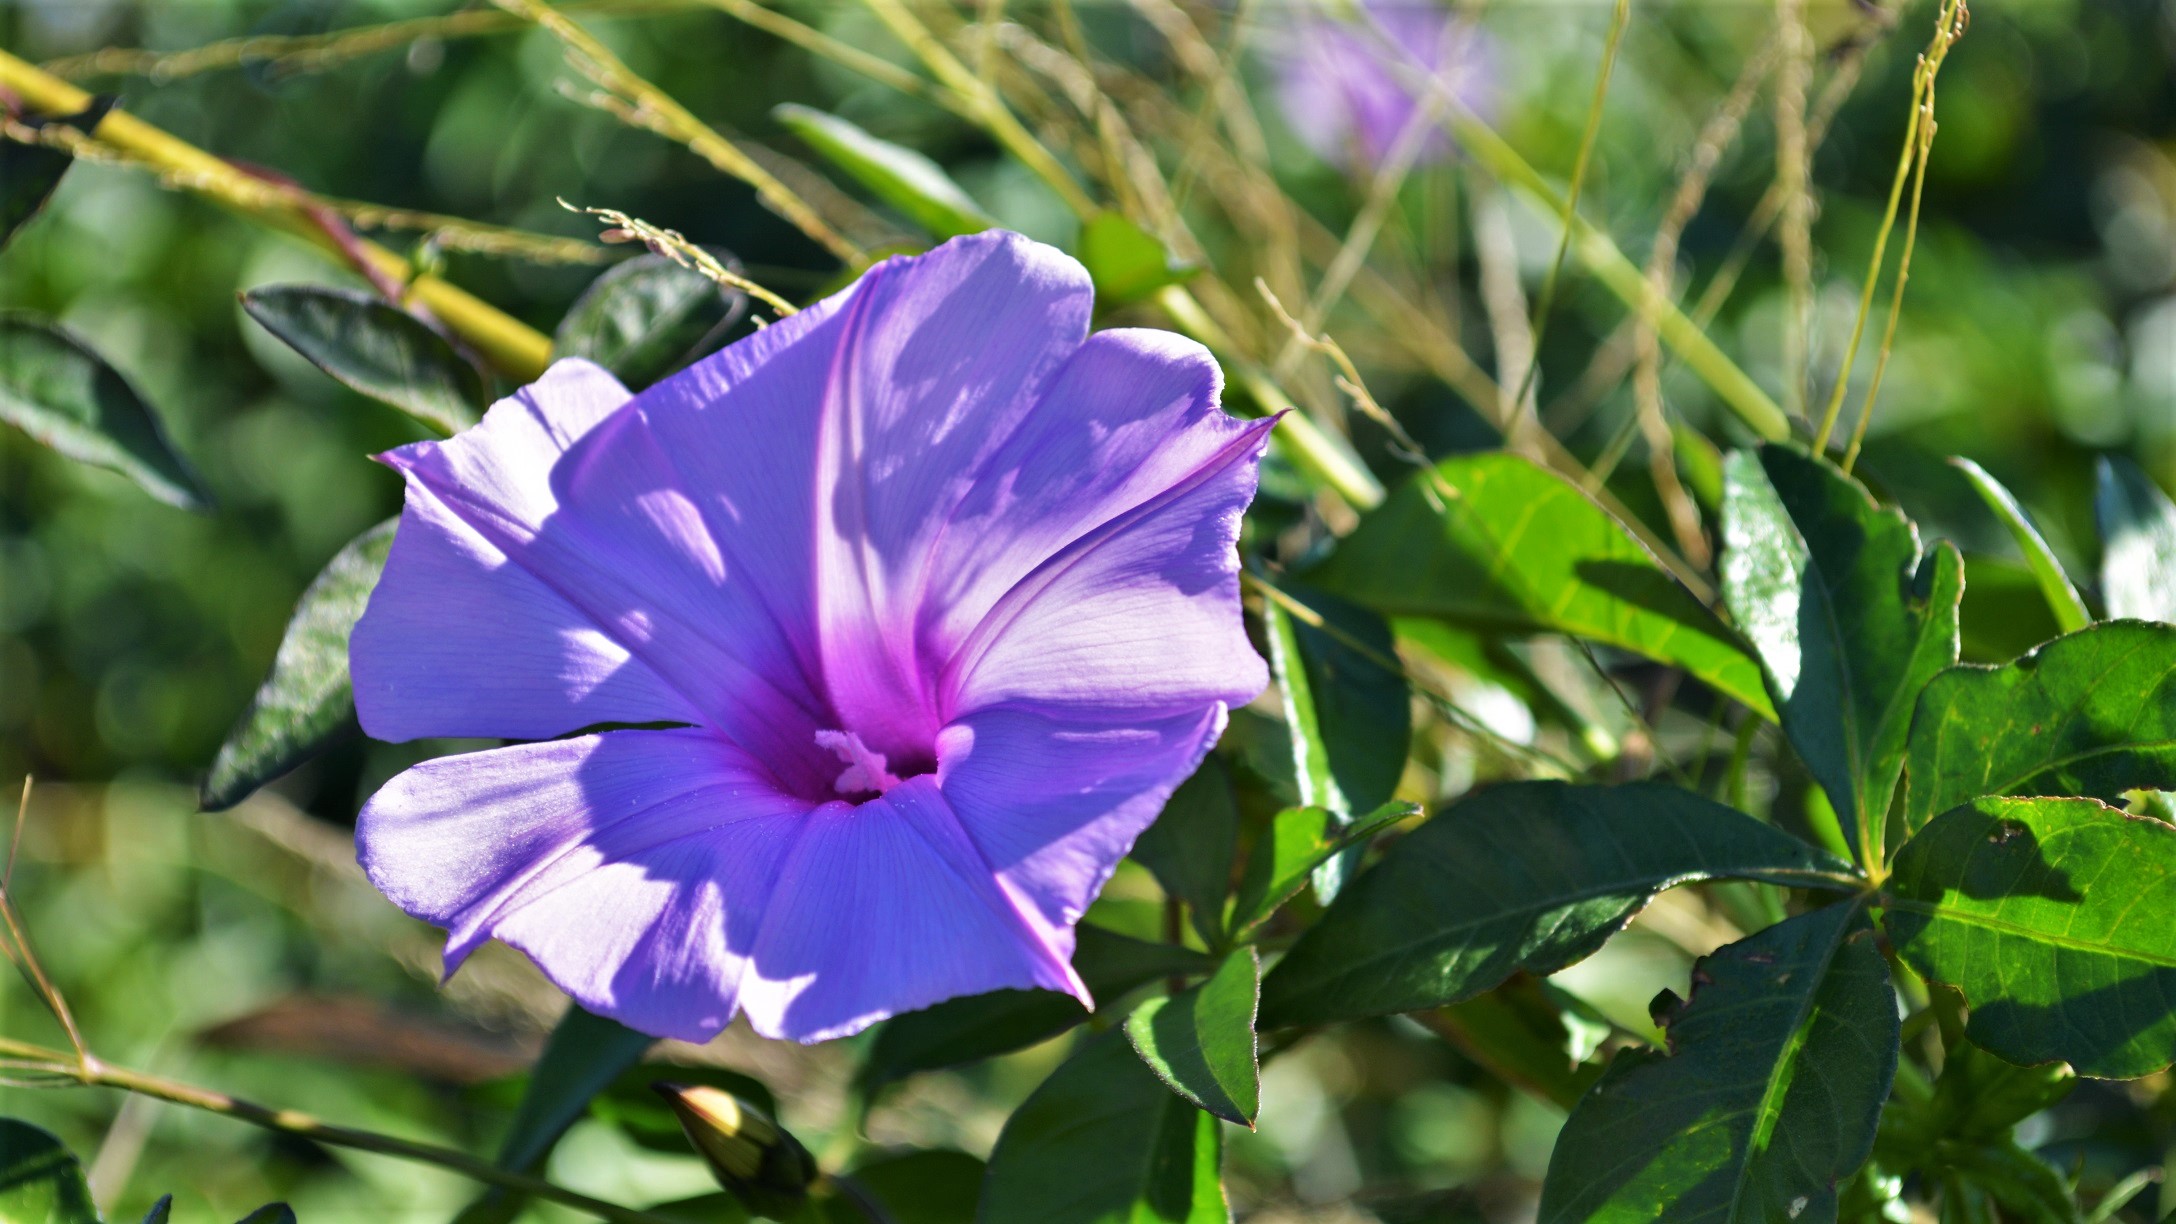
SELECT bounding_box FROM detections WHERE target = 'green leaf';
[141,1197,172,1224]
[772,105,993,241]
[1951,458,2090,634]
[553,252,747,389]
[2095,455,2176,622]
[0,1118,100,1224]
[1077,213,1195,308]
[1927,1039,2075,1144]
[454,1006,655,1224]
[1228,800,1416,936]
[1886,795,2176,1078]
[0,315,211,510]
[1130,756,1241,945]
[832,1150,985,1224]
[1124,949,1260,1126]
[201,518,395,811]
[1,99,113,251]
[1538,903,1899,1224]
[1310,452,1775,719]
[978,1031,1225,1224]
[1901,622,2176,830]
[1937,1140,2081,1224]
[233,1208,296,1224]
[856,926,1215,1098]
[1262,582,1410,899]
[1719,444,1963,860]
[240,284,483,435]
[1421,978,1610,1112]
[1256,781,1852,1028]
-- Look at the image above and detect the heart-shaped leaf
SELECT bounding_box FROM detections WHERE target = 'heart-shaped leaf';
[0,315,211,510]
[241,284,483,435]
[1124,949,1260,1126]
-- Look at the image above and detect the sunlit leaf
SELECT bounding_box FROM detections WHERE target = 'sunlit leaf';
[1539,904,1897,1224]
[0,315,211,510]
[1256,782,1852,1028]
[1952,457,2090,633]
[1129,755,1241,945]
[2096,454,2176,623]
[773,104,993,241]
[1078,212,1195,307]
[1887,795,2176,1078]
[1,98,113,251]
[1124,949,1260,1126]
[201,518,394,811]
[978,1031,1225,1224]
[241,284,484,435]
[0,1119,99,1224]
[1310,452,1774,719]
[1227,800,1416,936]
[1901,621,2176,831]
[1720,444,1962,860]
[554,251,747,389]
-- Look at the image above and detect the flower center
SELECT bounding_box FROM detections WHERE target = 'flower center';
[814,729,927,800]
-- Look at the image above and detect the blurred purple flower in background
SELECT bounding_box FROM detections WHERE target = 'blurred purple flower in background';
[348,231,1273,1043]
[1273,0,1495,173]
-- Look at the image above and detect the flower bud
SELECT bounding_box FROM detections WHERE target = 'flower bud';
[653,1082,817,1217]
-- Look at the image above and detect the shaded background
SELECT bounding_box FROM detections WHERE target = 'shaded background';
[2,0,2174,1219]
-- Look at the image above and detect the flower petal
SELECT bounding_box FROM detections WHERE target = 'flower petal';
[945,416,1275,717]
[738,775,1084,1043]
[357,729,810,1042]
[936,702,1227,947]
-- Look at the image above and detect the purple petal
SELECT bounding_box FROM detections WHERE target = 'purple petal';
[944,415,1275,717]
[357,728,811,1042]
[738,776,1084,1042]
[936,702,1227,946]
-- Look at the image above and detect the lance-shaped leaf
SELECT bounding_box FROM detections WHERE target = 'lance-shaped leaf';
[1262,582,1410,899]
[1720,444,1962,860]
[1539,903,1899,1224]
[1901,621,2176,830]
[2096,454,2176,622]
[1256,781,1853,1028]
[202,519,395,811]
[1952,457,2090,633]
[241,284,484,435]
[1886,796,2176,1079]
[1130,756,1241,945]
[554,251,747,390]
[857,926,1216,1098]
[1125,949,1261,1126]
[1,98,114,250]
[1079,212,1195,307]
[773,104,993,241]
[0,315,211,510]
[1228,800,1416,936]
[978,1030,1225,1224]
[1310,452,1774,718]
[0,1119,99,1224]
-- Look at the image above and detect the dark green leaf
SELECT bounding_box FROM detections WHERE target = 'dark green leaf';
[1228,801,1416,936]
[856,926,1215,1098]
[1,99,113,251]
[1311,452,1774,719]
[1124,949,1260,1126]
[2096,455,2176,622]
[241,284,483,435]
[1901,621,2176,830]
[1952,458,2090,634]
[233,1207,296,1224]
[772,105,992,241]
[1539,904,1899,1224]
[1420,978,1610,1112]
[978,1031,1225,1224]
[141,1196,172,1224]
[1257,781,1852,1028]
[0,1118,99,1224]
[832,1151,985,1224]
[1960,556,2063,664]
[1887,795,2176,1078]
[1720,444,1963,860]
[1262,582,1410,899]
[1936,1140,2081,1224]
[201,519,395,811]
[1928,1039,2075,1144]
[0,315,211,510]
[553,252,747,389]
[1077,213,1195,308]
[1130,756,1240,945]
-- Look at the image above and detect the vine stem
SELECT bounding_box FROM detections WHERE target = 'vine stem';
[0,48,552,380]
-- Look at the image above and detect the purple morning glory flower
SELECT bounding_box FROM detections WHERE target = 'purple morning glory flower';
[349,231,1274,1044]
[1272,1,1495,173]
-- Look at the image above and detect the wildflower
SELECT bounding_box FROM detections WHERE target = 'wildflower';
[1272,1,1495,173]
[349,231,1273,1043]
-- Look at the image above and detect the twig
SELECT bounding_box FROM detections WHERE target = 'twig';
[564,201,800,318]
